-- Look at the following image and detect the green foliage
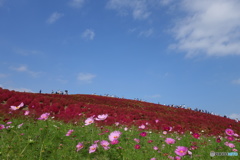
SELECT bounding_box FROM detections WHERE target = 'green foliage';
[0,116,239,160]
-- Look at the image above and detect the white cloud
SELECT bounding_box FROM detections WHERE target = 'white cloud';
[81,29,95,40]
[232,78,240,85]
[46,12,64,24]
[171,0,240,57]
[139,28,154,37]
[77,73,96,83]
[69,0,85,8]
[229,113,240,120]
[106,0,151,20]
[11,65,41,77]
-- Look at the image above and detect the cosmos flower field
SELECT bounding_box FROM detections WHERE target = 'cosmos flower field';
[0,88,239,159]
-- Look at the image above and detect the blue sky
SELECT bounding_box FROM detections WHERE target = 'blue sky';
[1,0,240,119]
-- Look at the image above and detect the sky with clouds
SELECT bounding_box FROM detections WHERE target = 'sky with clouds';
[0,0,240,119]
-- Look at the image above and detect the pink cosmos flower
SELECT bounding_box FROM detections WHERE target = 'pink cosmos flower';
[24,110,30,115]
[95,114,108,121]
[232,149,238,152]
[227,136,235,141]
[85,117,94,125]
[135,144,141,149]
[100,140,110,150]
[109,131,121,141]
[175,146,188,157]
[151,158,156,160]
[110,139,119,145]
[66,129,74,136]
[153,146,159,150]
[140,132,147,137]
[139,124,145,129]
[165,138,176,144]
[18,123,24,128]
[168,156,174,160]
[89,144,97,153]
[6,122,12,125]
[155,119,159,123]
[10,102,24,110]
[175,156,181,160]
[38,113,50,120]
[0,124,5,130]
[134,138,140,143]
[76,142,83,152]
[225,128,234,136]
[163,131,167,135]
[228,143,235,148]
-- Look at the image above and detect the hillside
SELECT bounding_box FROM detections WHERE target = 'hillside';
[0,87,239,136]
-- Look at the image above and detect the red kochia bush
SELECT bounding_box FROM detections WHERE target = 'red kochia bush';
[0,87,240,136]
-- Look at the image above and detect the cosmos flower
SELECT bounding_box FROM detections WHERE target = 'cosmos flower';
[66,129,74,136]
[110,139,119,145]
[225,128,234,136]
[165,138,176,144]
[0,124,5,130]
[95,114,108,121]
[139,124,145,129]
[109,131,121,142]
[10,102,24,110]
[175,146,188,157]
[38,113,50,121]
[24,110,30,115]
[100,140,110,150]
[76,142,83,152]
[192,133,200,139]
[89,144,97,153]
[135,144,141,149]
[85,117,94,125]
[153,146,159,150]
[227,136,235,141]
[140,132,147,137]
[134,138,140,143]
[216,138,221,143]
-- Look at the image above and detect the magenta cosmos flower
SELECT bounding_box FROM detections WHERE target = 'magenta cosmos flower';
[76,142,83,152]
[100,140,110,150]
[225,128,234,136]
[66,129,74,136]
[175,146,188,157]
[192,133,200,139]
[38,113,50,120]
[165,138,176,144]
[109,131,121,142]
[89,144,98,153]
[85,117,94,125]
[135,144,141,149]
[227,136,235,141]
[0,124,5,130]
[10,102,24,110]
[110,139,119,145]
[95,114,108,121]
[140,132,147,137]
